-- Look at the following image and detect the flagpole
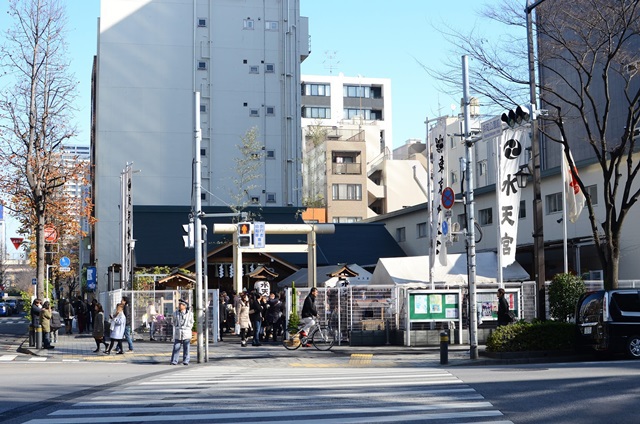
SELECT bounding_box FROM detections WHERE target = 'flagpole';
[496,134,504,289]
[561,149,569,274]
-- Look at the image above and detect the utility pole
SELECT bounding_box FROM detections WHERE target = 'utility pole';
[462,55,478,360]
[193,92,204,363]
[526,0,549,320]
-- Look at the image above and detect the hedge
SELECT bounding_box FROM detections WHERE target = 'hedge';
[486,321,575,352]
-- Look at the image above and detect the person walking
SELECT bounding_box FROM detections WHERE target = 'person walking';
[62,298,75,335]
[120,296,134,352]
[497,288,512,327]
[39,301,54,349]
[236,293,250,347]
[146,300,158,341]
[265,292,282,342]
[105,304,126,355]
[93,303,108,353]
[74,296,86,333]
[249,293,264,346]
[170,299,194,366]
[50,306,62,343]
[218,294,228,342]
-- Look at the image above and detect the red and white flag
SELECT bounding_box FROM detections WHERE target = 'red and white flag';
[562,149,584,223]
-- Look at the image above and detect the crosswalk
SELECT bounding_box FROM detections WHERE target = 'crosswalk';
[0,316,28,325]
[22,366,512,423]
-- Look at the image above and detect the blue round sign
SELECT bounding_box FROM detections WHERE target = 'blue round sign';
[59,256,71,267]
[442,221,449,236]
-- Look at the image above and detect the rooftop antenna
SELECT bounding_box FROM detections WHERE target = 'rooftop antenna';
[323,50,340,75]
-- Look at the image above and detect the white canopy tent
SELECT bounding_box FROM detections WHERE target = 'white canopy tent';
[370,252,530,287]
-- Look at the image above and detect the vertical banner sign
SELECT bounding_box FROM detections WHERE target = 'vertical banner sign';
[431,135,448,266]
[87,266,97,290]
[497,128,529,266]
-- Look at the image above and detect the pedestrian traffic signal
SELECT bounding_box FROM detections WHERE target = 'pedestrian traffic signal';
[182,223,194,249]
[238,222,252,247]
[501,105,531,128]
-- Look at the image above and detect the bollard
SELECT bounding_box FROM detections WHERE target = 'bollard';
[440,331,449,365]
[29,325,35,347]
[35,325,43,350]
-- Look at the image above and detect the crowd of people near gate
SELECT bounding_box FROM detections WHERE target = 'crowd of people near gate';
[217,289,285,347]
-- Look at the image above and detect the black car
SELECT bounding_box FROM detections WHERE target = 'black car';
[576,290,640,358]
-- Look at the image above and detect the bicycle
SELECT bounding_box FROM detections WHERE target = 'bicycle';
[282,322,336,351]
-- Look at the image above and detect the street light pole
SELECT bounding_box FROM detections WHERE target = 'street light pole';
[526,0,548,320]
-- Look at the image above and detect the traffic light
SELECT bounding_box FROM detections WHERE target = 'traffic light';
[238,222,252,247]
[182,223,194,248]
[501,105,531,128]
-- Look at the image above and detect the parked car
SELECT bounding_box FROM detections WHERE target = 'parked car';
[0,303,11,317]
[6,300,18,315]
[575,290,640,358]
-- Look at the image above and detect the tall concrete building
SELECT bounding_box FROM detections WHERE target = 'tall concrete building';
[92,0,309,289]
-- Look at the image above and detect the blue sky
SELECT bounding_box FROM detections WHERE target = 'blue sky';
[0,0,510,250]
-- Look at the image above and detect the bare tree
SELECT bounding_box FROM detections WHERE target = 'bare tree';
[427,0,640,289]
[302,122,328,208]
[0,0,78,298]
[227,127,263,218]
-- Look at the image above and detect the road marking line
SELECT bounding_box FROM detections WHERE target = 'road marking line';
[0,355,17,361]
[28,357,47,361]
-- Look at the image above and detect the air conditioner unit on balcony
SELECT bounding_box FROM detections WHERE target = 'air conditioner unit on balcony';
[589,270,603,280]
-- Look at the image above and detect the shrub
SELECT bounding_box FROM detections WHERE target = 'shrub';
[549,273,586,322]
[486,321,575,352]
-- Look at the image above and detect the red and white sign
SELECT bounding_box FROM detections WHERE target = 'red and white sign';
[10,237,23,250]
[44,225,58,243]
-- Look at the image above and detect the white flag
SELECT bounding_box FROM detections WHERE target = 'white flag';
[497,128,528,266]
[563,149,584,223]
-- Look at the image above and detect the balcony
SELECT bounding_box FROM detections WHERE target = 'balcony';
[332,162,362,175]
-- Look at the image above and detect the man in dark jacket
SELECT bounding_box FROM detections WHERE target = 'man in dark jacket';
[249,293,264,346]
[265,292,282,342]
[497,288,512,327]
[31,299,43,327]
[300,288,318,345]
[119,296,134,352]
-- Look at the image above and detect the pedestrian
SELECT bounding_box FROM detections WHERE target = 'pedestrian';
[265,292,282,342]
[31,298,42,328]
[62,298,75,334]
[170,299,194,366]
[93,303,108,353]
[497,288,512,327]
[146,300,158,341]
[75,296,86,333]
[236,292,250,347]
[105,304,126,355]
[120,296,134,352]
[39,301,54,349]
[50,306,62,343]
[85,298,93,332]
[249,293,264,346]
[218,294,228,342]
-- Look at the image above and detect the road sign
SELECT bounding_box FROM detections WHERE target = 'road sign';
[253,221,266,248]
[32,278,37,286]
[44,225,58,243]
[59,266,71,272]
[441,187,455,210]
[442,220,449,236]
[86,266,97,290]
[481,115,503,140]
[59,256,71,267]
[10,237,23,249]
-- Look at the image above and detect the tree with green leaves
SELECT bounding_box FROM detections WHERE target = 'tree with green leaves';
[549,273,586,322]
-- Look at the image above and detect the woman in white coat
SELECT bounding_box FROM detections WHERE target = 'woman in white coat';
[105,304,126,355]
[170,299,194,365]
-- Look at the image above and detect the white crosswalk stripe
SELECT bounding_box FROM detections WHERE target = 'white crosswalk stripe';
[23,366,512,424]
[0,355,17,361]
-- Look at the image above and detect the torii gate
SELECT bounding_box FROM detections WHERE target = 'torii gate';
[211,223,335,294]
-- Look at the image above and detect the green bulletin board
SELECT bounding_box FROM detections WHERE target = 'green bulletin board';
[409,291,460,321]
[477,289,520,321]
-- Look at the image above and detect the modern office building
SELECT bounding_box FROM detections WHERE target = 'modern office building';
[92,0,309,290]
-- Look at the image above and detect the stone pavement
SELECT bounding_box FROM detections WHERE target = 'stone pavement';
[18,331,489,366]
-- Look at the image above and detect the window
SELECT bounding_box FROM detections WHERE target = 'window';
[249,65,259,74]
[200,148,207,156]
[479,208,493,226]
[344,85,371,98]
[197,61,207,70]
[332,183,362,201]
[266,106,275,116]
[417,222,427,238]
[519,200,526,219]
[545,192,563,214]
[450,136,456,148]
[201,193,207,201]
[251,196,260,204]
[302,107,331,119]
[585,184,598,205]
[265,21,278,31]
[250,109,259,117]
[450,171,458,184]
[266,150,275,159]
[265,63,275,73]
[266,193,276,203]
[332,217,361,223]
[243,19,254,29]
[344,108,383,121]
[199,104,207,113]
[457,213,467,227]
[197,18,207,27]
[395,227,406,242]
[302,83,331,97]
[477,161,486,176]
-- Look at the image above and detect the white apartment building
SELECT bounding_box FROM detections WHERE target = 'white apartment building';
[93,0,309,289]
[301,74,427,222]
